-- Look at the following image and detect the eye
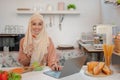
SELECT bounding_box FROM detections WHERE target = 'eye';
[32,23,36,26]
[38,22,43,26]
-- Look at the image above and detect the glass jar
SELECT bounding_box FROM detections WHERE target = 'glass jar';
[94,37,100,44]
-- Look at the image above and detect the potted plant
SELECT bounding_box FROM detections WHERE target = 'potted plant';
[67,4,76,10]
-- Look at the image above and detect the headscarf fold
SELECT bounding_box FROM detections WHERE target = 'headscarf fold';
[23,13,49,65]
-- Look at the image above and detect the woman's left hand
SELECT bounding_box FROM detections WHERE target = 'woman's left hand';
[51,64,62,71]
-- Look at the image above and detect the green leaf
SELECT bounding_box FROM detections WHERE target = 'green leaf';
[34,66,44,71]
[8,72,21,80]
[67,4,76,10]
[32,62,40,68]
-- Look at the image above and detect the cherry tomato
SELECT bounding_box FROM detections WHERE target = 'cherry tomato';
[0,73,2,80]
[0,70,3,80]
[1,71,8,80]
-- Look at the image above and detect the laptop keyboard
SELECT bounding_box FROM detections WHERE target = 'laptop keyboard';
[44,70,61,78]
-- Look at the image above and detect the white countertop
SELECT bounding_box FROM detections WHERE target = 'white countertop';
[1,66,120,80]
[21,66,120,80]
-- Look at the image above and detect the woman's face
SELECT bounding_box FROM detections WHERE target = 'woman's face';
[31,18,43,36]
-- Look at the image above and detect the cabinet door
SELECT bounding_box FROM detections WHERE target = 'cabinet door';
[112,53,120,64]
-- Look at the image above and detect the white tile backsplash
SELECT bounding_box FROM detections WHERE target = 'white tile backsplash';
[0,52,21,67]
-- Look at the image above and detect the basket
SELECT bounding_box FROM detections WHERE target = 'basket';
[114,38,120,53]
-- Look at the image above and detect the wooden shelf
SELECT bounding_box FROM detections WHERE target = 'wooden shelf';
[0,34,24,36]
[0,34,17,36]
[16,10,80,15]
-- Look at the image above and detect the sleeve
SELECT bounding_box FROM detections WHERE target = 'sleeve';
[47,38,59,67]
[18,37,30,66]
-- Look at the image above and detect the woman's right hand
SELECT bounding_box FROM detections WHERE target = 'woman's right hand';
[51,63,62,71]
[18,53,31,66]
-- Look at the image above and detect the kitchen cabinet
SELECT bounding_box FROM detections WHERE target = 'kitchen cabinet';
[112,52,120,64]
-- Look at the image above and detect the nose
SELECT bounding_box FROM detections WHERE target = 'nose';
[35,25,40,29]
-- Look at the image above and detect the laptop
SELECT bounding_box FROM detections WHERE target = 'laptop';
[43,55,87,78]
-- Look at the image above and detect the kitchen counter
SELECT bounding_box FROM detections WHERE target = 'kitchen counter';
[2,65,120,80]
[78,41,103,61]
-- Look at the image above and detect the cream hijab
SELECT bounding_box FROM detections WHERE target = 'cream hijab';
[23,13,49,65]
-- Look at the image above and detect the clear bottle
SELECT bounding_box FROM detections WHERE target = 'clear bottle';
[94,37,100,44]
[4,46,9,53]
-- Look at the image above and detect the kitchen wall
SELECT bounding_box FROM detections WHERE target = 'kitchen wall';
[101,0,120,26]
[0,0,102,47]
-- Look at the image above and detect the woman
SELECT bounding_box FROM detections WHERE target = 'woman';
[18,13,61,71]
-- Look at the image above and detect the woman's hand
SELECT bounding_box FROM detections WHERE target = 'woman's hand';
[18,53,31,66]
[51,63,62,71]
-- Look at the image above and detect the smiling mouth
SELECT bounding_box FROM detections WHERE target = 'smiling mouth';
[34,30,40,32]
